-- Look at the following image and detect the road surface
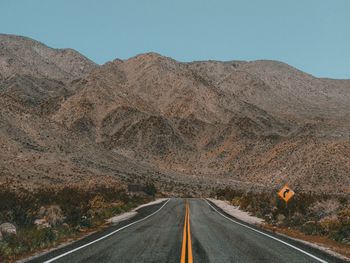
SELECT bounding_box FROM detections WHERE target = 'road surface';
[28,198,346,263]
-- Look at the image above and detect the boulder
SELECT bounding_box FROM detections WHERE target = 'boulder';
[38,205,65,226]
[0,223,17,235]
[34,218,50,229]
[277,214,286,222]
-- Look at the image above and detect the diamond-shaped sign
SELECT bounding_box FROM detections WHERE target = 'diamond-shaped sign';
[278,184,295,203]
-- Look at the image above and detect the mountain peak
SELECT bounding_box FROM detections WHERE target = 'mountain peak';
[133,52,167,59]
[0,34,96,81]
[128,52,178,65]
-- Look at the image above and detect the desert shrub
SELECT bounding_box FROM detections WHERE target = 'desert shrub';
[338,208,350,221]
[287,212,305,226]
[0,187,37,226]
[216,187,244,201]
[88,195,107,210]
[144,182,157,197]
[300,221,324,235]
[0,227,57,257]
[94,186,128,202]
[33,188,57,206]
[308,199,340,220]
[332,208,350,242]
[214,187,350,242]
[53,188,90,227]
[230,197,241,206]
[0,184,151,261]
[239,195,253,210]
[216,187,330,220]
[338,196,348,206]
[319,215,341,234]
[50,186,136,227]
[331,224,350,242]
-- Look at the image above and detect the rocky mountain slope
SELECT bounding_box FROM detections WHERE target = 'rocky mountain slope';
[0,34,96,81]
[1,34,349,194]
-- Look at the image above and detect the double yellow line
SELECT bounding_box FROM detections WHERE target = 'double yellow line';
[180,200,193,263]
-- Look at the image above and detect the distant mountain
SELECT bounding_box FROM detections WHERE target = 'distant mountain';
[1,35,349,194]
[0,34,96,81]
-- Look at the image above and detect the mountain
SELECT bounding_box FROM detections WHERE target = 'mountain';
[0,34,96,81]
[1,35,349,194]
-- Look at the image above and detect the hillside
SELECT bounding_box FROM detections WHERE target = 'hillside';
[0,34,96,81]
[1,35,349,194]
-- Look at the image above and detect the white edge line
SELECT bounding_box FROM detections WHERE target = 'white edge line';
[204,199,328,263]
[44,198,171,263]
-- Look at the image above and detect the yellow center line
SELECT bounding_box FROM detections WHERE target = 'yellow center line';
[187,201,193,263]
[180,201,188,263]
[180,200,194,263]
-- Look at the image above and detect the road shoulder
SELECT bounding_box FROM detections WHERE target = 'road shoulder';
[22,198,168,263]
[206,198,348,263]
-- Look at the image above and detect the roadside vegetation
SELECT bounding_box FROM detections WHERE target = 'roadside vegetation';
[213,188,350,244]
[0,183,157,262]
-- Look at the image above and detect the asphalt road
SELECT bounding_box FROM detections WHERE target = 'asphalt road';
[28,198,346,263]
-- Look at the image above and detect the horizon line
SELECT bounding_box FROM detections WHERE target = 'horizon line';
[2,33,349,81]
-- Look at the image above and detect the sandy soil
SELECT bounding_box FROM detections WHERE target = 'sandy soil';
[107,198,168,224]
[207,198,265,225]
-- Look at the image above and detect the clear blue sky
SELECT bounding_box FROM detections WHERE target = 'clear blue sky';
[1,0,349,79]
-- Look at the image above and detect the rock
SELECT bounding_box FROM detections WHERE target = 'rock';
[264,213,273,221]
[276,214,286,226]
[272,206,278,213]
[62,223,69,228]
[34,218,50,229]
[37,205,65,226]
[0,223,17,235]
[277,214,286,222]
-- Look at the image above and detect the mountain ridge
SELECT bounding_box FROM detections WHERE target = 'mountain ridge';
[0,34,349,194]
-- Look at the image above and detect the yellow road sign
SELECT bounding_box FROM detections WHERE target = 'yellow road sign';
[278,184,295,203]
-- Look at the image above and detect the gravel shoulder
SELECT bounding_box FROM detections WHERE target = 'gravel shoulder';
[22,198,168,263]
[107,198,168,224]
[207,198,349,262]
[207,198,264,225]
